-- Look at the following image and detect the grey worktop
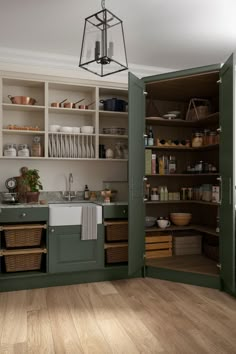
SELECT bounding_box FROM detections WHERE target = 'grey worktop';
[0,203,48,209]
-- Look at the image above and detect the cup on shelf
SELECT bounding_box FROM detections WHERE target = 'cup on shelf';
[157,219,171,229]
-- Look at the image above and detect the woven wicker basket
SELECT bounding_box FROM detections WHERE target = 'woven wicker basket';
[4,253,42,272]
[106,222,128,242]
[3,224,43,248]
[106,245,128,263]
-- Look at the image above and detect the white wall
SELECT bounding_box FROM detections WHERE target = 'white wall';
[0,160,127,192]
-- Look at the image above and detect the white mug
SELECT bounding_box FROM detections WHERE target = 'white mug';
[157,219,170,229]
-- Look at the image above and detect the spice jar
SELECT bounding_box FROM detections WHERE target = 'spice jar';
[31,136,42,157]
[4,143,17,157]
[192,132,203,147]
[18,144,30,157]
[151,187,159,201]
[208,131,217,145]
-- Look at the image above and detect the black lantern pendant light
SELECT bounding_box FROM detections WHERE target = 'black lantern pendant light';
[79,0,128,77]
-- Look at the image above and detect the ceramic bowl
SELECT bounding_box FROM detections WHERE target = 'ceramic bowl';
[81,126,94,134]
[49,124,61,132]
[60,126,73,133]
[170,213,192,226]
[73,127,81,133]
[145,216,156,227]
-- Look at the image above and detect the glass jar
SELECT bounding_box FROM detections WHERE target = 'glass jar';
[18,144,30,157]
[3,143,17,157]
[151,187,159,201]
[31,136,42,157]
[208,131,217,145]
[192,132,203,147]
[181,187,187,200]
[203,129,210,145]
[187,187,193,200]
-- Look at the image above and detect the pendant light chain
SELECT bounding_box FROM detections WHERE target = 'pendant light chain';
[101,0,105,9]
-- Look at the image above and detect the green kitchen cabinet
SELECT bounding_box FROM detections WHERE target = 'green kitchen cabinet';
[48,224,104,273]
[128,55,236,295]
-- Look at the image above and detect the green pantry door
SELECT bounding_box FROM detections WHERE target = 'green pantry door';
[128,57,236,294]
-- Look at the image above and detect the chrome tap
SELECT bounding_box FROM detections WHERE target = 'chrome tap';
[63,173,75,201]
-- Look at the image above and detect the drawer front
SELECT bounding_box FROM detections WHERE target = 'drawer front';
[103,205,128,219]
[0,207,49,223]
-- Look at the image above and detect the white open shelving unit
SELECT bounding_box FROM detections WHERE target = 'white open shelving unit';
[0,75,128,162]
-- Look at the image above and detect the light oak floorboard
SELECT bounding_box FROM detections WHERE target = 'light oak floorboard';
[0,278,236,353]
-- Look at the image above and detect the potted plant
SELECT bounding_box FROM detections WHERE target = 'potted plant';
[22,168,43,203]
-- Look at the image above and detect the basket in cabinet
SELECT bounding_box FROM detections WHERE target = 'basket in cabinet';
[2,224,46,248]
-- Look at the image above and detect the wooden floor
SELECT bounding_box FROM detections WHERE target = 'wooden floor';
[0,278,236,353]
[146,254,219,276]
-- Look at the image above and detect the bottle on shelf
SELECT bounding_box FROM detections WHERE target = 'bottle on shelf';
[159,186,165,201]
[147,126,154,146]
[84,184,90,200]
[145,182,151,200]
[168,155,176,174]
[151,154,156,174]
[164,186,168,201]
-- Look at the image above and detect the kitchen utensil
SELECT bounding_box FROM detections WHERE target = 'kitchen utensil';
[2,192,19,204]
[60,135,65,157]
[56,134,60,158]
[100,98,128,112]
[157,219,171,229]
[81,126,94,134]
[48,136,52,157]
[73,135,77,158]
[170,213,192,226]
[50,98,67,108]
[63,98,85,109]
[78,101,95,109]
[8,95,37,105]
[60,126,73,133]
[162,113,178,120]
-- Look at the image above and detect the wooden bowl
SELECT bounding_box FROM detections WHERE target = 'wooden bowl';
[170,213,192,226]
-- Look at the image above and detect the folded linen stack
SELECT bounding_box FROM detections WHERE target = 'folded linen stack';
[81,204,97,240]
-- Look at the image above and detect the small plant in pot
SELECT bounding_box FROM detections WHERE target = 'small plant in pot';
[22,168,43,203]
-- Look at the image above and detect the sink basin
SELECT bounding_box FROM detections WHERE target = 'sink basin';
[49,203,102,226]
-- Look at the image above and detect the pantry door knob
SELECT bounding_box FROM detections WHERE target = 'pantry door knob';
[21,213,26,217]
[51,228,55,233]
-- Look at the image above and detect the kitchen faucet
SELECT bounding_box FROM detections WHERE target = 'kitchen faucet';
[63,173,75,201]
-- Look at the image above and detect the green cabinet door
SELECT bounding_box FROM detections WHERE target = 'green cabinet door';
[128,72,145,275]
[48,225,104,273]
[219,54,235,294]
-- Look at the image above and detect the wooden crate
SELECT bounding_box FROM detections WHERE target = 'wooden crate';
[145,234,172,259]
[105,243,128,263]
[105,221,128,242]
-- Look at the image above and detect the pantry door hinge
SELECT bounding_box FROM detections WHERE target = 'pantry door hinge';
[217,263,222,270]
[217,78,222,84]
[143,91,148,95]
[217,126,222,133]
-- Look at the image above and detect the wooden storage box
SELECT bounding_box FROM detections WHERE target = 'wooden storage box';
[105,244,128,263]
[174,235,202,256]
[105,221,128,242]
[145,234,172,259]
[3,224,44,248]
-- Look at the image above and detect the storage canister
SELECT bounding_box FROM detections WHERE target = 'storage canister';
[4,144,17,157]
[31,136,42,157]
[18,144,30,157]
[192,132,203,147]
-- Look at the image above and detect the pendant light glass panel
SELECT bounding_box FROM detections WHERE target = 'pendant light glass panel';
[79,9,128,77]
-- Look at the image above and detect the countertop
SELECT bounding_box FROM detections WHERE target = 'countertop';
[0,201,128,209]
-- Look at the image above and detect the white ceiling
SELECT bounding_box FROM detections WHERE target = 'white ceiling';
[0,0,236,71]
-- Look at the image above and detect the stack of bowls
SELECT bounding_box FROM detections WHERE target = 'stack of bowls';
[170,213,192,226]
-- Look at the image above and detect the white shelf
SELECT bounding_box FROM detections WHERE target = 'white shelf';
[48,132,95,136]
[2,103,45,112]
[48,107,95,115]
[99,110,128,117]
[2,129,45,135]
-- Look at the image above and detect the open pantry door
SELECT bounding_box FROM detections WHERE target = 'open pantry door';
[128,72,146,275]
[219,53,236,294]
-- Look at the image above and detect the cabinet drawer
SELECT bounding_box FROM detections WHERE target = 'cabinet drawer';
[103,205,128,219]
[0,207,49,223]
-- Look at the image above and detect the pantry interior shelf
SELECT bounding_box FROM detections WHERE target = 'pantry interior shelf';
[104,242,128,249]
[145,173,220,177]
[146,200,219,206]
[145,224,219,237]
[2,104,45,112]
[146,144,219,151]
[146,112,219,127]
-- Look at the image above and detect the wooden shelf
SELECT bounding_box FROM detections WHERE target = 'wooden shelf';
[99,110,128,117]
[146,254,219,277]
[146,112,219,127]
[99,134,128,139]
[146,200,219,206]
[1,246,47,256]
[145,173,219,177]
[146,144,219,151]
[145,224,219,237]
[104,242,128,249]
